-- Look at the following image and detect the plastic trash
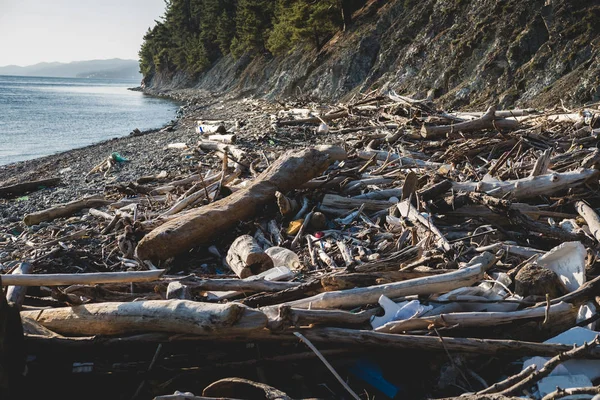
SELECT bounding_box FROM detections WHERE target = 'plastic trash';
[195,123,226,134]
[265,247,302,270]
[537,241,586,292]
[316,122,329,134]
[110,152,129,163]
[349,359,402,399]
[522,327,600,383]
[286,219,303,235]
[206,266,293,300]
[371,296,432,329]
[537,375,593,399]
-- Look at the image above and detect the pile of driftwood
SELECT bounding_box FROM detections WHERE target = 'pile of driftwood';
[2,93,600,399]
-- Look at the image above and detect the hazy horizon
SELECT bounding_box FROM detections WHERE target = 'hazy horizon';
[0,0,167,67]
[0,57,138,68]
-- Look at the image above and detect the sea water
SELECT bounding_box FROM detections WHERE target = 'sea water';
[0,75,179,165]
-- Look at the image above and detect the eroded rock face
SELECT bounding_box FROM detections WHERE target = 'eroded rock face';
[515,264,563,298]
[146,0,600,109]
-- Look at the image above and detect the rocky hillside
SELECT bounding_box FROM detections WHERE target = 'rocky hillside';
[144,0,600,109]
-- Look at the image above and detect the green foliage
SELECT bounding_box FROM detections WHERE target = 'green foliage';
[268,0,342,55]
[138,0,367,78]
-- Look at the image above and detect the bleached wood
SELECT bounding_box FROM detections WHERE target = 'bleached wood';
[322,194,394,211]
[376,302,574,332]
[24,195,111,226]
[226,235,274,278]
[21,300,267,336]
[1,269,165,286]
[265,252,496,310]
[397,199,451,251]
[576,201,600,243]
[422,106,519,138]
[452,169,599,200]
[357,150,443,169]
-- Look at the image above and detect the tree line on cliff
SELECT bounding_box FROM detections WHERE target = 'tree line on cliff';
[139,0,366,79]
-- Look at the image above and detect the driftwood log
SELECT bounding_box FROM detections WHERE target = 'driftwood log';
[1,269,165,286]
[226,235,274,278]
[0,177,60,199]
[452,169,599,200]
[136,146,346,261]
[23,195,111,226]
[21,300,267,337]
[422,106,520,138]
[267,252,496,310]
[576,201,600,243]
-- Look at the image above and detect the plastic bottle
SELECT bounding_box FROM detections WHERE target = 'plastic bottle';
[265,247,302,271]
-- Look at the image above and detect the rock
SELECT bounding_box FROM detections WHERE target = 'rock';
[310,212,327,230]
[515,264,563,298]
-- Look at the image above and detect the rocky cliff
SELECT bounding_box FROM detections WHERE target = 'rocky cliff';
[144,0,600,108]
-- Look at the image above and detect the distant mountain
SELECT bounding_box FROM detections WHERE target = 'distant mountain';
[0,59,142,80]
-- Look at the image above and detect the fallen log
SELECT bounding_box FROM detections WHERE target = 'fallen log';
[136,146,346,261]
[23,195,111,226]
[266,252,496,310]
[0,177,60,198]
[452,169,599,200]
[422,106,520,138]
[1,269,165,286]
[21,300,267,337]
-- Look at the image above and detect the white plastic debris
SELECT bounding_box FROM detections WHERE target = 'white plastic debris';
[537,241,586,292]
[537,374,593,399]
[206,266,293,301]
[265,247,302,271]
[577,302,597,330]
[316,122,329,134]
[523,327,600,383]
[370,296,432,329]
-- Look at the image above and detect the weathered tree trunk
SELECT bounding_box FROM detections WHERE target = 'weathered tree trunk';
[226,235,274,278]
[21,300,267,337]
[136,146,346,261]
[23,195,110,226]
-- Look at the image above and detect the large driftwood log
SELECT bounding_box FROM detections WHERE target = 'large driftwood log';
[422,106,520,138]
[452,169,599,200]
[1,269,165,286]
[21,300,267,337]
[23,195,111,226]
[226,235,274,278]
[136,146,346,261]
[0,177,60,198]
[265,252,496,310]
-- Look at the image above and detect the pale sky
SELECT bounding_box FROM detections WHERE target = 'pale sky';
[0,0,167,66]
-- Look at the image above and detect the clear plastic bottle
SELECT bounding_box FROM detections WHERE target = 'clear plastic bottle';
[265,247,302,271]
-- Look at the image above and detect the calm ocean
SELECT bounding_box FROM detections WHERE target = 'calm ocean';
[0,75,179,165]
